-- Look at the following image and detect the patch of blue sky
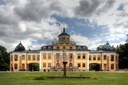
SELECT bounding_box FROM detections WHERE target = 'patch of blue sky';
[110,37,126,44]
[0,0,6,5]
[32,40,46,45]
[117,3,124,11]
[52,15,109,38]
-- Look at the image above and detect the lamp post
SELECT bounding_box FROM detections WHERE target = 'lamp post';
[63,49,68,77]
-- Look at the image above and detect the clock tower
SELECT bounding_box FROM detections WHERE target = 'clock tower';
[58,28,70,44]
[53,28,76,50]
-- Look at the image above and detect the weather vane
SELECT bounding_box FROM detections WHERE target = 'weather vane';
[126,34,128,43]
[60,22,67,29]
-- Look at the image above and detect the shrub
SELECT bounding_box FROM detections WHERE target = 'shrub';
[34,75,46,80]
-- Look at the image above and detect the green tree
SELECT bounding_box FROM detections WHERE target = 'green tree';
[115,43,128,69]
[0,45,10,71]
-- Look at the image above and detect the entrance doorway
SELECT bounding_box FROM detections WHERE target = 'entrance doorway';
[28,63,39,71]
[89,63,100,71]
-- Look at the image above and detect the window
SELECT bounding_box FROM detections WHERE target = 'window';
[78,53,81,59]
[43,63,46,67]
[63,37,65,40]
[28,55,31,60]
[78,63,81,67]
[48,46,51,50]
[63,46,66,49]
[104,55,107,60]
[82,53,86,59]
[32,55,36,60]
[37,55,40,60]
[70,47,72,50]
[69,53,73,59]
[93,55,96,60]
[98,55,100,60]
[22,55,25,60]
[83,63,85,67]
[43,53,46,59]
[57,46,59,49]
[89,55,91,60]
[48,63,51,67]
[111,55,114,61]
[56,53,60,59]
[48,53,51,59]
[78,46,81,49]
[14,64,18,69]
[63,53,66,59]
[14,55,18,61]
[111,64,114,70]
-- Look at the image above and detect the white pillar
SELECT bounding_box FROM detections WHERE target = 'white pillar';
[87,51,89,71]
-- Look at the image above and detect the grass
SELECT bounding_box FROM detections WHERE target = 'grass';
[0,71,128,85]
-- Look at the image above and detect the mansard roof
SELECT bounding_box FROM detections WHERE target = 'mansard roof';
[97,42,114,51]
[14,41,25,52]
[41,45,53,50]
[76,45,88,51]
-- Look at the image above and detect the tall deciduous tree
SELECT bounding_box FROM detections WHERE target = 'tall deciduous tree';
[0,45,10,71]
[116,43,128,69]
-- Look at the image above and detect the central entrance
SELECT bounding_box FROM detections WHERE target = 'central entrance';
[28,63,39,71]
[89,63,100,71]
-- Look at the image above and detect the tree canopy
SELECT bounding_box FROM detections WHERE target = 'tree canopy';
[115,43,128,69]
[0,45,10,71]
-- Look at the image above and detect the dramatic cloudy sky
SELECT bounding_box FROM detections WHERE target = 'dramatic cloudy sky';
[0,0,128,51]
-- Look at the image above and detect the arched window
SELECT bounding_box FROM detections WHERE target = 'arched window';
[63,46,66,49]
[14,55,18,61]
[111,55,114,61]
[111,64,114,70]
[83,63,85,67]
[14,64,18,69]
[70,46,72,50]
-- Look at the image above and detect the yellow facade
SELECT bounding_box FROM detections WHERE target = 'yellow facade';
[10,28,118,71]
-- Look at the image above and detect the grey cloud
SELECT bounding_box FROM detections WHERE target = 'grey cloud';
[75,0,100,17]
[75,0,116,17]
[14,0,63,22]
[96,0,116,15]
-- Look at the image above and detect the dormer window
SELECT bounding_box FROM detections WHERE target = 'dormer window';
[78,46,81,49]
[57,46,59,49]
[43,46,46,49]
[63,46,66,49]
[48,46,51,50]
[70,46,72,50]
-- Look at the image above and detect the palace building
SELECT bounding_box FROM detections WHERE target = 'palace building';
[10,28,118,71]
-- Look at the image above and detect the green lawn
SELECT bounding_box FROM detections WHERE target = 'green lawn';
[0,72,128,85]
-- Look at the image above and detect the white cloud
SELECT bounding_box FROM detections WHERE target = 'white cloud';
[71,34,102,50]
[0,0,128,52]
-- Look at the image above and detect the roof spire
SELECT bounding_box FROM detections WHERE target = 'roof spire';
[106,41,109,45]
[63,28,65,33]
